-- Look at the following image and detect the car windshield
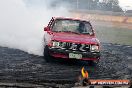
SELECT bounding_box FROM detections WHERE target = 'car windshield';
[52,19,93,35]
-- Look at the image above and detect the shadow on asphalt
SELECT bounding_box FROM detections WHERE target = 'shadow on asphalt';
[44,57,97,67]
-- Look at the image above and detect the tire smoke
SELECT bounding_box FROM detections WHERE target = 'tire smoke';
[0,0,70,56]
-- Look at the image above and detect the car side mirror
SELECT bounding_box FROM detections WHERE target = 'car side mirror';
[90,29,95,36]
[44,27,50,31]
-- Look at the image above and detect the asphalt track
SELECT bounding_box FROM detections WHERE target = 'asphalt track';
[0,43,131,87]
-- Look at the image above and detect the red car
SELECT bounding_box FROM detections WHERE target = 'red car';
[43,17,100,63]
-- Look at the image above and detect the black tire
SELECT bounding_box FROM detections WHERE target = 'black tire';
[88,58,100,66]
[43,46,52,62]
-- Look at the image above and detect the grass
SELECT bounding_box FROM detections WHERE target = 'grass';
[94,25,132,45]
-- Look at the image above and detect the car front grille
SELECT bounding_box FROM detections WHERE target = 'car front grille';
[52,42,91,52]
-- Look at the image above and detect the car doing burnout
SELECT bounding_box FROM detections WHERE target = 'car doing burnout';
[43,17,100,63]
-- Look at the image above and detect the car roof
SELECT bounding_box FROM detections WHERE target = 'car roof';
[52,17,90,22]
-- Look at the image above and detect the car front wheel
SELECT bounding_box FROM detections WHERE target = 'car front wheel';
[43,46,52,62]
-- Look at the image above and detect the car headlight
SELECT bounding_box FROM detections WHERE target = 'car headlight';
[52,41,60,47]
[91,45,99,52]
[52,41,66,49]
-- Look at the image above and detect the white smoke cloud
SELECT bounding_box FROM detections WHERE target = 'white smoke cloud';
[0,0,70,56]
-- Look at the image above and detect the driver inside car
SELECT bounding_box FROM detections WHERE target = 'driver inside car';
[77,22,87,33]
[77,22,93,35]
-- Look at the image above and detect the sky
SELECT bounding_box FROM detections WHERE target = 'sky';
[119,0,132,10]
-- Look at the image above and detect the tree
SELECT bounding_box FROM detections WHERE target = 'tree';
[101,0,119,5]
[108,0,119,6]
[98,0,123,12]
[108,0,123,12]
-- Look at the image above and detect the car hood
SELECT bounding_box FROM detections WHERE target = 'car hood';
[51,32,99,45]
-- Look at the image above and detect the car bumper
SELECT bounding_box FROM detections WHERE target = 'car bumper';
[49,48,100,61]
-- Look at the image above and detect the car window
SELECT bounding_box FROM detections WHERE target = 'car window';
[52,19,93,35]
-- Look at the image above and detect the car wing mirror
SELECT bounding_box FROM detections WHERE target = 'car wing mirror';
[89,32,95,36]
[90,29,95,36]
[44,27,50,31]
